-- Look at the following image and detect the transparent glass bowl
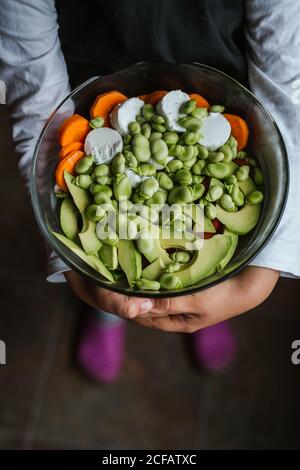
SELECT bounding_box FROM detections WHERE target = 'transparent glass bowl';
[31,62,289,298]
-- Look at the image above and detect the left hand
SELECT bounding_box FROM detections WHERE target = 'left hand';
[132,267,279,332]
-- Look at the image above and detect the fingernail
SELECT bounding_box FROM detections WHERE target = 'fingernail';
[140,300,153,313]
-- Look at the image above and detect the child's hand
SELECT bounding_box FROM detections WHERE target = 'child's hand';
[64,267,279,333]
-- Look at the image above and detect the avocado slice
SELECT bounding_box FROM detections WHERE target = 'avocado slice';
[217,229,238,272]
[64,171,101,255]
[118,239,142,286]
[238,176,256,197]
[216,203,261,235]
[187,203,216,233]
[60,197,78,240]
[99,245,118,270]
[142,256,171,281]
[168,234,232,287]
[53,232,114,281]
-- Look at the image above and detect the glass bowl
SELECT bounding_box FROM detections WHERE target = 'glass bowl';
[30,62,289,298]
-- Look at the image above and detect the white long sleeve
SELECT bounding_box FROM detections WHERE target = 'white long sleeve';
[246,0,300,277]
[0,0,71,281]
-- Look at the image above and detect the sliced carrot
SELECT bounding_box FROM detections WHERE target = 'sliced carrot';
[59,141,84,160]
[138,94,148,101]
[224,114,249,151]
[189,93,210,109]
[55,150,85,191]
[145,90,167,106]
[90,90,128,127]
[58,114,90,147]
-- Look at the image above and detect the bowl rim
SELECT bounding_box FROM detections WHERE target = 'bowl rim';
[30,61,290,298]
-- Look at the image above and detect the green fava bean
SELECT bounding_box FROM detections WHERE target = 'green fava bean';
[178,116,202,131]
[245,157,257,167]
[253,167,264,186]
[145,190,167,207]
[95,176,111,185]
[181,99,197,115]
[208,152,224,163]
[237,151,247,159]
[195,144,209,160]
[142,103,155,121]
[205,203,217,220]
[141,123,152,139]
[111,153,126,175]
[205,162,231,179]
[152,122,166,133]
[174,145,185,159]
[124,150,138,169]
[136,163,157,176]
[163,131,179,146]
[210,105,225,113]
[75,155,94,174]
[94,164,110,177]
[246,190,264,205]
[220,194,235,211]
[135,278,161,291]
[113,174,132,201]
[157,172,174,190]
[123,134,132,145]
[136,114,145,125]
[168,186,194,204]
[219,145,233,162]
[86,204,106,222]
[167,159,183,173]
[192,183,205,200]
[165,262,181,273]
[184,130,202,145]
[207,185,223,202]
[191,107,208,119]
[132,134,151,162]
[131,192,145,204]
[230,185,245,207]
[236,165,250,182]
[90,183,103,194]
[96,185,113,198]
[159,273,182,290]
[227,136,238,157]
[94,191,112,205]
[182,155,197,169]
[171,251,191,264]
[225,175,237,185]
[150,139,168,164]
[149,131,162,143]
[128,121,141,135]
[140,177,159,199]
[192,160,206,175]
[74,174,92,189]
[192,175,203,184]
[89,116,104,129]
[175,168,193,186]
[152,114,165,124]
[179,146,197,162]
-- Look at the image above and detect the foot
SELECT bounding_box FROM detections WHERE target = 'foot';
[77,312,126,383]
[192,321,236,373]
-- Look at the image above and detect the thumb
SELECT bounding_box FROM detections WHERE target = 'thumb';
[145,295,200,317]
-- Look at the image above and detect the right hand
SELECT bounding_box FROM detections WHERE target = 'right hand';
[64,270,154,320]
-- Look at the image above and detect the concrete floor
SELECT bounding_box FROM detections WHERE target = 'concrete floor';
[0,105,300,450]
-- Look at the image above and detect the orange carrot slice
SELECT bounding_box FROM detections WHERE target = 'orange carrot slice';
[189,93,209,108]
[90,90,128,127]
[58,114,90,147]
[145,90,167,106]
[55,150,85,191]
[59,141,84,160]
[224,114,249,151]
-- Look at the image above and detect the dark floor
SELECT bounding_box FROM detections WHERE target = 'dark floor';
[0,105,300,450]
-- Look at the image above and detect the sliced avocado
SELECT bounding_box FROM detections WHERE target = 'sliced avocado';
[64,170,101,255]
[168,234,232,287]
[79,220,102,255]
[160,229,200,250]
[142,255,171,281]
[188,204,216,233]
[217,229,238,272]
[99,245,118,270]
[60,197,78,240]
[118,239,142,286]
[216,203,261,235]
[53,232,114,281]
[238,176,256,197]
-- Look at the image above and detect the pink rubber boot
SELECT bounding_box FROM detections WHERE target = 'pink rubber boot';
[192,321,236,373]
[77,311,126,383]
